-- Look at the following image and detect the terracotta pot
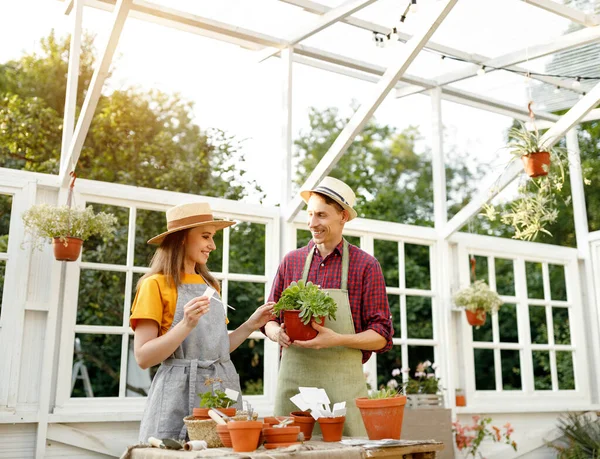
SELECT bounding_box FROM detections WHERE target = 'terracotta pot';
[317,416,345,442]
[355,396,406,440]
[192,407,236,420]
[291,411,316,440]
[52,237,83,262]
[283,310,325,342]
[263,416,290,427]
[263,425,300,444]
[455,394,466,407]
[216,424,232,448]
[228,420,263,452]
[521,151,550,177]
[465,309,486,326]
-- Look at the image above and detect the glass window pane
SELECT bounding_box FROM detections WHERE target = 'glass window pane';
[374,239,399,288]
[557,351,575,390]
[72,334,121,397]
[470,255,488,283]
[126,336,153,397]
[532,351,552,390]
[227,281,265,329]
[529,306,548,344]
[472,313,493,342]
[408,346,435,379]
[549,264,567,301]
[0,261,5,322]
[501,350,522,390]
[406,296,432,339]
[297,229,311,249]
[405,244,430,290]
[82,203,128,265]
[474,349,495,390]
[495,258,515,296]
[229,222,265,275]
[498,304,518,343]
[230,339,264,395]
[376,346,402,389]
[77,270,125,326]
[0,194,12,252]
[553,307,571,345]
[135,208,166,267]
[388,294,400,337]
[526,262,544,299]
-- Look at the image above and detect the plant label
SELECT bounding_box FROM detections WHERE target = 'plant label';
[224,388,239,401]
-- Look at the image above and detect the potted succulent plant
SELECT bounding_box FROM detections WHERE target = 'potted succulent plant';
[273,280,337,342]
[453,280,503,327]
[355,373,407,440]
[22,204,117,261]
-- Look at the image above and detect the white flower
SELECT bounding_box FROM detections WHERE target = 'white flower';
[392,368,401,377]
[401,367,411,374]
[431,362,438,370]
[584,178,591,185]
[427,373,435,379]
[387,379,399,389]
[423,360,432,368]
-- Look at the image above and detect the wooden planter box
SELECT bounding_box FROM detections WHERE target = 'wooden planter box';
[406,394,444,409]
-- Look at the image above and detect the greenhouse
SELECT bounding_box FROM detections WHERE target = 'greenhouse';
[1,0,600,457]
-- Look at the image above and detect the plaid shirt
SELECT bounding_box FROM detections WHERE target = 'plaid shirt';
[268,240,393,363]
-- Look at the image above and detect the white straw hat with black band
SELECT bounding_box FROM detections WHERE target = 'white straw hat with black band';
[300,176,358,221]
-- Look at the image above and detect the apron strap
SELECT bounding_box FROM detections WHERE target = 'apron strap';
[302,239,350,291]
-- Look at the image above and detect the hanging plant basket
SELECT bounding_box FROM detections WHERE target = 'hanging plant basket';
[52,237,83,262]
[465,309,486,327]
[521,151,550,178]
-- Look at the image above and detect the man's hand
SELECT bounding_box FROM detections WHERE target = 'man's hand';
[293,322,341,350]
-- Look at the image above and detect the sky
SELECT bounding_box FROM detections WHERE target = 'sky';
[0,0,576,206]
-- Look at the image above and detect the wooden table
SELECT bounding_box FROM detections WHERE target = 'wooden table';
[124,438,444,459]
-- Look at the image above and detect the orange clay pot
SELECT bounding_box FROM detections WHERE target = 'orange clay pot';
[317,416,345,442]
[465,309,486,326]
[216,424,232,448]
[228,420,263,452]
[192,407,236,420]
[52,237,83,262]
[355,395,406,440]
[521,151,550,177]
[291,411,316,441]
[283,310,325,342]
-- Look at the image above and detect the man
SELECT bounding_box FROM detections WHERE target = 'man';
[264,176,393,436]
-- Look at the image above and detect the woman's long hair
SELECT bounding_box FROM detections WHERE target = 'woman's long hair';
[136,229,220,292]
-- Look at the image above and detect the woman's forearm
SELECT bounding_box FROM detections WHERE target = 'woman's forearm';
[229,321,255,352]
[135,321,194,369]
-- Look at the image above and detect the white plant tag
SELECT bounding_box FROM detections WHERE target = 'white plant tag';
[224,388,239,401]
[299,387,330,405]
[290,394,311,412]
[203,287,216,299]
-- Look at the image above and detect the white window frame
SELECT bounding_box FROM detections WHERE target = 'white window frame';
[53,184,280,419]
[453,233,591,412]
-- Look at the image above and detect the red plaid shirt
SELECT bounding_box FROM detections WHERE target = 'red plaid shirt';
[268,240,393,363]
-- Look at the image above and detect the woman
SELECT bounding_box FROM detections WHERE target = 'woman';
[130,202,274,442]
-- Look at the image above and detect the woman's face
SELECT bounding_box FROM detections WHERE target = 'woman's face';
[184,225,217,268]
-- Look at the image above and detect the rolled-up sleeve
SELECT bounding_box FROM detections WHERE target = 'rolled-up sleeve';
[361,260,394,353]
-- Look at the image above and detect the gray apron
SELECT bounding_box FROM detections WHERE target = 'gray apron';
[274,240,368,437]
[138,281,242,442]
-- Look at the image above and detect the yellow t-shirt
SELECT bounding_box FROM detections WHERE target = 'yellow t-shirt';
[130,273,226,335]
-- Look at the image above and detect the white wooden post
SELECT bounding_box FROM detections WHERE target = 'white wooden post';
[566,128,600,403]
[59,0,132,186]
[286,0,459,222]
[59,0,83,178]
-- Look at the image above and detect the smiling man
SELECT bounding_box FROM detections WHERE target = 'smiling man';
[264,176,393,436]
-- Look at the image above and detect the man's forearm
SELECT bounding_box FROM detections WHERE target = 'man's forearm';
[264,320,281,342]
[336,329,387,351]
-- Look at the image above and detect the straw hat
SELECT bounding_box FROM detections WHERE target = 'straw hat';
[300,176,357,221]
[147,202,235,245]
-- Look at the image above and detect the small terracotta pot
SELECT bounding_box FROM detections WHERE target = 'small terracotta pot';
[466,309,486,326]
[521,151,550,177]
[355,396,406,440]
[263,416,290,426]
[283,310,325,342]
[318,416,345,442]
[263,426,300,444]
[291,411,316,441]
[455,394,466,407]
[216,424,232,448]
[228,420,263,452]
[192,407,236,420]
[52,237,83,262]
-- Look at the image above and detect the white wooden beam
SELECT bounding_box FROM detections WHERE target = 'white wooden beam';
[258,0,378,62]
[533,108,600,130]
[522,0,600,26]
[59,0,83,178]
[431,87,447,230]
[442,80,600,239]
[279,0,585,95]
[435,25,600,87]
[285,0,459,222]
[566,128,590,258]
[58,0,132,186]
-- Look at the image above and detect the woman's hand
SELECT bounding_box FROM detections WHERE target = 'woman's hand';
[245,302,276,331]
[183,296,210,328]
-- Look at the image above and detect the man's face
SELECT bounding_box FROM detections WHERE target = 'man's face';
[306,194,347,246]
